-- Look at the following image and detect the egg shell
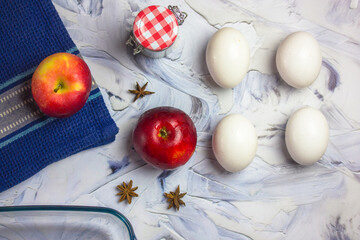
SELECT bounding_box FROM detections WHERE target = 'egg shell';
[285,107,329,165]
[206,27,250,88]
[212,114,258,172]
[276,31,322,88]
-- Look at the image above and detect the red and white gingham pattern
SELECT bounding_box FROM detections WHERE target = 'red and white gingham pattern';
[133,5,179,51]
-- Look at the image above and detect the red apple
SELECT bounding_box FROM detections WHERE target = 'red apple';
[31,52,92,118]
[133,107,197,169]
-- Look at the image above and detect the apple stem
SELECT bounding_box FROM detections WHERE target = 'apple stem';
[54,83,63,93]
[159,127,168,139]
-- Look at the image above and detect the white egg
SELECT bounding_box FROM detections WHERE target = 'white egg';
[206,27,250,88]
[212,114,258,172]
[285,107,329,165]
[276,31,322,88]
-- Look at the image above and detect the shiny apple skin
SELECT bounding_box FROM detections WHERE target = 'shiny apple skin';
[31,53,92,118]
[133,107,197,170]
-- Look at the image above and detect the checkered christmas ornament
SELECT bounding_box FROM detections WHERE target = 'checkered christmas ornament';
[133,5,179,51]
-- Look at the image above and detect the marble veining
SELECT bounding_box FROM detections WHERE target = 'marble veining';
[1,0,360,239]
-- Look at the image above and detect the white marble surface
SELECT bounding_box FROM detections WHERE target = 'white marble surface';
[1,0,360,239]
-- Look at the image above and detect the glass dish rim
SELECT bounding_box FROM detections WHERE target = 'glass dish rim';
[0,205,136,240]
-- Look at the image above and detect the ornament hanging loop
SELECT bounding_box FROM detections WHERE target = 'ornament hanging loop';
[126,35,143,55]
[168,5,187,25]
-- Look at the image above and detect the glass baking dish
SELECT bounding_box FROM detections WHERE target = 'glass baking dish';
[0,205,136,240]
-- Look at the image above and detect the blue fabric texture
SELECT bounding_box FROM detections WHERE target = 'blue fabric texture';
[0,0,119,192]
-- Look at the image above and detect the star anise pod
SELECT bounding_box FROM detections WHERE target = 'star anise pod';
[128,82,154,102]
[116,180,138,204]
[164,185,186,211]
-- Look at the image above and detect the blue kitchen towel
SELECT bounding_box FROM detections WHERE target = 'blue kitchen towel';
[0,0,119,192]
